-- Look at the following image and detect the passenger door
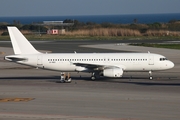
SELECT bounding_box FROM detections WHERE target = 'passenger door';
[37,55,43,66]
[148,55,154,65]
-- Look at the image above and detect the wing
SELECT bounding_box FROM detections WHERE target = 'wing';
[73,62,125,71]
[73,62,104,70]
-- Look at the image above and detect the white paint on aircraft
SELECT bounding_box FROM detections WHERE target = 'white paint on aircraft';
[5,27,174,81]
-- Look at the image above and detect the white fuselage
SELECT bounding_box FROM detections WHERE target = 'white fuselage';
[5,26,175,80]
[6,53,174,72]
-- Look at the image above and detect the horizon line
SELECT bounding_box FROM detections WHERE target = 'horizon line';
[0,12,180,18]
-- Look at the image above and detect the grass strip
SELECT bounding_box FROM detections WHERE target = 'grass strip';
[1,35,180,41]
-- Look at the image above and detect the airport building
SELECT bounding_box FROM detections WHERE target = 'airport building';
[47,29,65,35]
[43,21,73,35]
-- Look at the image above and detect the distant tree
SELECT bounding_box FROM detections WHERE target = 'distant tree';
[63,19,85,30]
[21,25,47,32]
[101,22,113,28]
[167,22,180,31]
[74,20,84,25]
[1,32,9,36]
[133,18,138,24]
[13,20,16,24]
[0,22,8,25]
[63,19,74,23]
[13,20,21,25]
[148,22,161,29]
[21,25,30,30]
[86,22,96,25]
[168,19,177,23]
[0,25,8,30]
[17,20,20,24]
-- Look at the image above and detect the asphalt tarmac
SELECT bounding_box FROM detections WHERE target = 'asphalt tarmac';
[0,40,180,120]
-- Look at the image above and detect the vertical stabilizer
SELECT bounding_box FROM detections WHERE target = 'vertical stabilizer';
[7,26,40,54]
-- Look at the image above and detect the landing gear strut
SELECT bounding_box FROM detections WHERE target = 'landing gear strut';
[149,71,153,80]
[91,72,96,80]
[91,72,100,80]
[60,72,72,83]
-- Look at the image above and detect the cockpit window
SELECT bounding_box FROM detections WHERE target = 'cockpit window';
[160,58,168,61]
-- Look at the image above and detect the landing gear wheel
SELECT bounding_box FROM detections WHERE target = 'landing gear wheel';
[91,72,101,80]
[149,71,153,80]
[91,76,96,81]
[66,78,72,83]
[149,76,153,80]
[91,72,95,80]
[60,80,65,83]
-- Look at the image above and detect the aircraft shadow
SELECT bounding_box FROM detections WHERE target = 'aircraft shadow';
[92,76,180,86]
[0,76,59,80]
[0,76,179,86]
[59,76,180,86]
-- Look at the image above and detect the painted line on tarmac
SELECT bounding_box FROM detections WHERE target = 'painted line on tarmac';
[0,52,5,55]
[0,98,35,102]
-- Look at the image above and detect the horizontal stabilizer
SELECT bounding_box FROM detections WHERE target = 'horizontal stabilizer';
[5,55,27,62]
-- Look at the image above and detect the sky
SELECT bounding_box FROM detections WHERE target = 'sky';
[0,0,180,17]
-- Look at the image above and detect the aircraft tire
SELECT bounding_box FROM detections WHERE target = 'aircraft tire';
[149,76,153,80]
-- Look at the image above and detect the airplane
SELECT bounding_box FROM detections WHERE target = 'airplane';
[5,26,174,83]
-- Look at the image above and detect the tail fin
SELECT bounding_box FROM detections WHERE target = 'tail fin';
[7,26,40,54]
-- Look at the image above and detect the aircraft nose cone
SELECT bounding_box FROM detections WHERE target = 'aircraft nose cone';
[169,61,174,68]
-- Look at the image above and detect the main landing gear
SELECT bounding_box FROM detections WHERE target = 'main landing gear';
[59,72,72,83]
[91,72,96,80]
[91,72,100,80]
[149,71,153,80]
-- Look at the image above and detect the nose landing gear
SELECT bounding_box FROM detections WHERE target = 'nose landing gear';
[149,71,153,80]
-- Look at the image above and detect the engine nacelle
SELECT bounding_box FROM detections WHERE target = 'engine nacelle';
[103,68,123,77]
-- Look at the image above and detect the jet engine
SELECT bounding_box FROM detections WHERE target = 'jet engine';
[103,68,123,77]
